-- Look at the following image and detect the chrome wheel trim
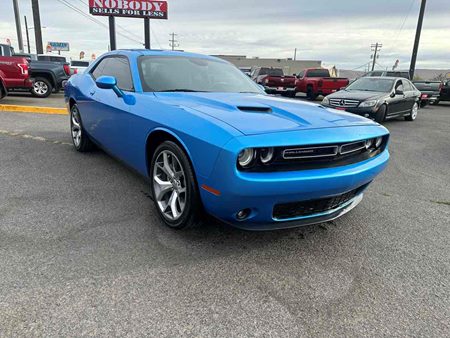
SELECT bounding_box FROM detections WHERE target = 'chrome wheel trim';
[411,103,418,120]
[153,150,187,221]
[71,107,82,147]
[33,81,48,95]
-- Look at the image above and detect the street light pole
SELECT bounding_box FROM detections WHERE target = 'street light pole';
[24,16,31,54]
[409,0,427,80]
[13,0,24,52]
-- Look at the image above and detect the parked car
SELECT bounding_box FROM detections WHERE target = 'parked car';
[251,67,296,96]
[70,60,90,75]
[322,77,420,123]
[295,68,349,100]
[0,55,33,98]
[413,80,442,107]
[438,79,450,104]
[65,50,389,231]
[2,44,70,97]
[363,70,411,80]
[238,67,252,76]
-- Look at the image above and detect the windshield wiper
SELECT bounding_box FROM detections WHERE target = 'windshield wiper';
[158,89,209,92]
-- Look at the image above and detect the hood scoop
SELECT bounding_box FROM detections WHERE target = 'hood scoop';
[237,106,272,113]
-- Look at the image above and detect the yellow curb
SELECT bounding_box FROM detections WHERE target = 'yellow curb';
[0,104,67,115]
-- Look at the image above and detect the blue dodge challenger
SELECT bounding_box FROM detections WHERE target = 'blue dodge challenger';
[65,50,389,230]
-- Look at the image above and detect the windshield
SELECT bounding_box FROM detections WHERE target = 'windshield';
[346,78,394,92]
[138,56,262,93]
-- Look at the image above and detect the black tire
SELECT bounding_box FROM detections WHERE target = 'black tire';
[430,100,440,106]
[150,141,201,230]
[0,82,6,100]
[306,86,318,101]
[405,102,419,121]
[70,104,94,152]
[375,104,387,123]
[31,77,53,98]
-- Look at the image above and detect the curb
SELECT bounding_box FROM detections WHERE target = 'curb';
[0,104,67,115]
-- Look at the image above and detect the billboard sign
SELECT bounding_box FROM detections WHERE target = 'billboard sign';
[89,0,168,19]
[48,41,70,51]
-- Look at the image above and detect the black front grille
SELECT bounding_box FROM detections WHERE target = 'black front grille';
[273,184,368,220]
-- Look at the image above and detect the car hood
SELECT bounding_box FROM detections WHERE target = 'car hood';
[154,92,377,136]
[328,90,386,101]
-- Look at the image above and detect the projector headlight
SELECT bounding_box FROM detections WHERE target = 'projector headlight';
[359,100,378,108]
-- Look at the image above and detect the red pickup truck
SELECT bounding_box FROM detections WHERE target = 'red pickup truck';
[251,67,296,97]
[0,56,32,100]
[295,68,349,100]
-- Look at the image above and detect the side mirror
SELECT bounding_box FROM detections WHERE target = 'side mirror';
[96,75,123,97]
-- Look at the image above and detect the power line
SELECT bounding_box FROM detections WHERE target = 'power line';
[393,0,416,43]
[55,0,144,45]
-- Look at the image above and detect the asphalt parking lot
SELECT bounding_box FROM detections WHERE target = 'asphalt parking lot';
[0,100,449,336]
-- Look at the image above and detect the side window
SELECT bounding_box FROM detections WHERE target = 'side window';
[395,80,404,92]
[106,57,134,91]
[297,70,304,78]
[403,81,412,92]
[91,58,108,80]
[91,57,134,91]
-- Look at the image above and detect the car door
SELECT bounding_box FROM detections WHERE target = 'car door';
[87,56,135,157]
[403,80,417,111]
[388,80,407,116]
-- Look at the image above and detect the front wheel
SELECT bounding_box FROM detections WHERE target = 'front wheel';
[151,141,201,229]
[375,104,387,123]
[31,77,52,98]
[306,87,318,101]
[405,102,419,121]
[70,104,94,152]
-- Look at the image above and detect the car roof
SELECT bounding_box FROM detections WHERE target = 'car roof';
[103,49,225,62]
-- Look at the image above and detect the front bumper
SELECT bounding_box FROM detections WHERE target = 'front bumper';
[323,104,378,119]
[198,127,390,230]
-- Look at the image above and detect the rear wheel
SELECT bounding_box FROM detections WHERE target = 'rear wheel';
[375,104,387,123]
[151,141,201,229]
[306,86,318,101]
[31,77,52,98]
[405,102,419,121]
[70,104,94,152]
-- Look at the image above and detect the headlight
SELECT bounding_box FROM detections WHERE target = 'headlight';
[359,100,378,108]
[321,97,329,105]
[238,148,255,167]
[259,148,274,164]
[375,137,383,148]
[365,139,374,149]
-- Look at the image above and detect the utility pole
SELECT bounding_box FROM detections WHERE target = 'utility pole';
[169,33,179,51]
[24,16,31,53]
[13,0,24,52]
[410,0,427,80]
[144,18,151,49]
[370,43,382,71]
[109,16,116,51]
[31,0,43,54]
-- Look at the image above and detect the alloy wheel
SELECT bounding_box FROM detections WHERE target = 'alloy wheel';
[153,150,187,221]
[71,107,82,147]
[411,103,418,120]
[33,81,48,95]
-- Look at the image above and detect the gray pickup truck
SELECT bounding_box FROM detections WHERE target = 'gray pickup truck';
[412,80,442,107]
[3,45,71,98]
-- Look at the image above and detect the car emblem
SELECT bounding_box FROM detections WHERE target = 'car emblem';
[340,99,345,106]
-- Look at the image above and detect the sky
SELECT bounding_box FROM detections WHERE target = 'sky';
[0,0,449,70]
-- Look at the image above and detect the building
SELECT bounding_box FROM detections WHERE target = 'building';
[213,55,322,75]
